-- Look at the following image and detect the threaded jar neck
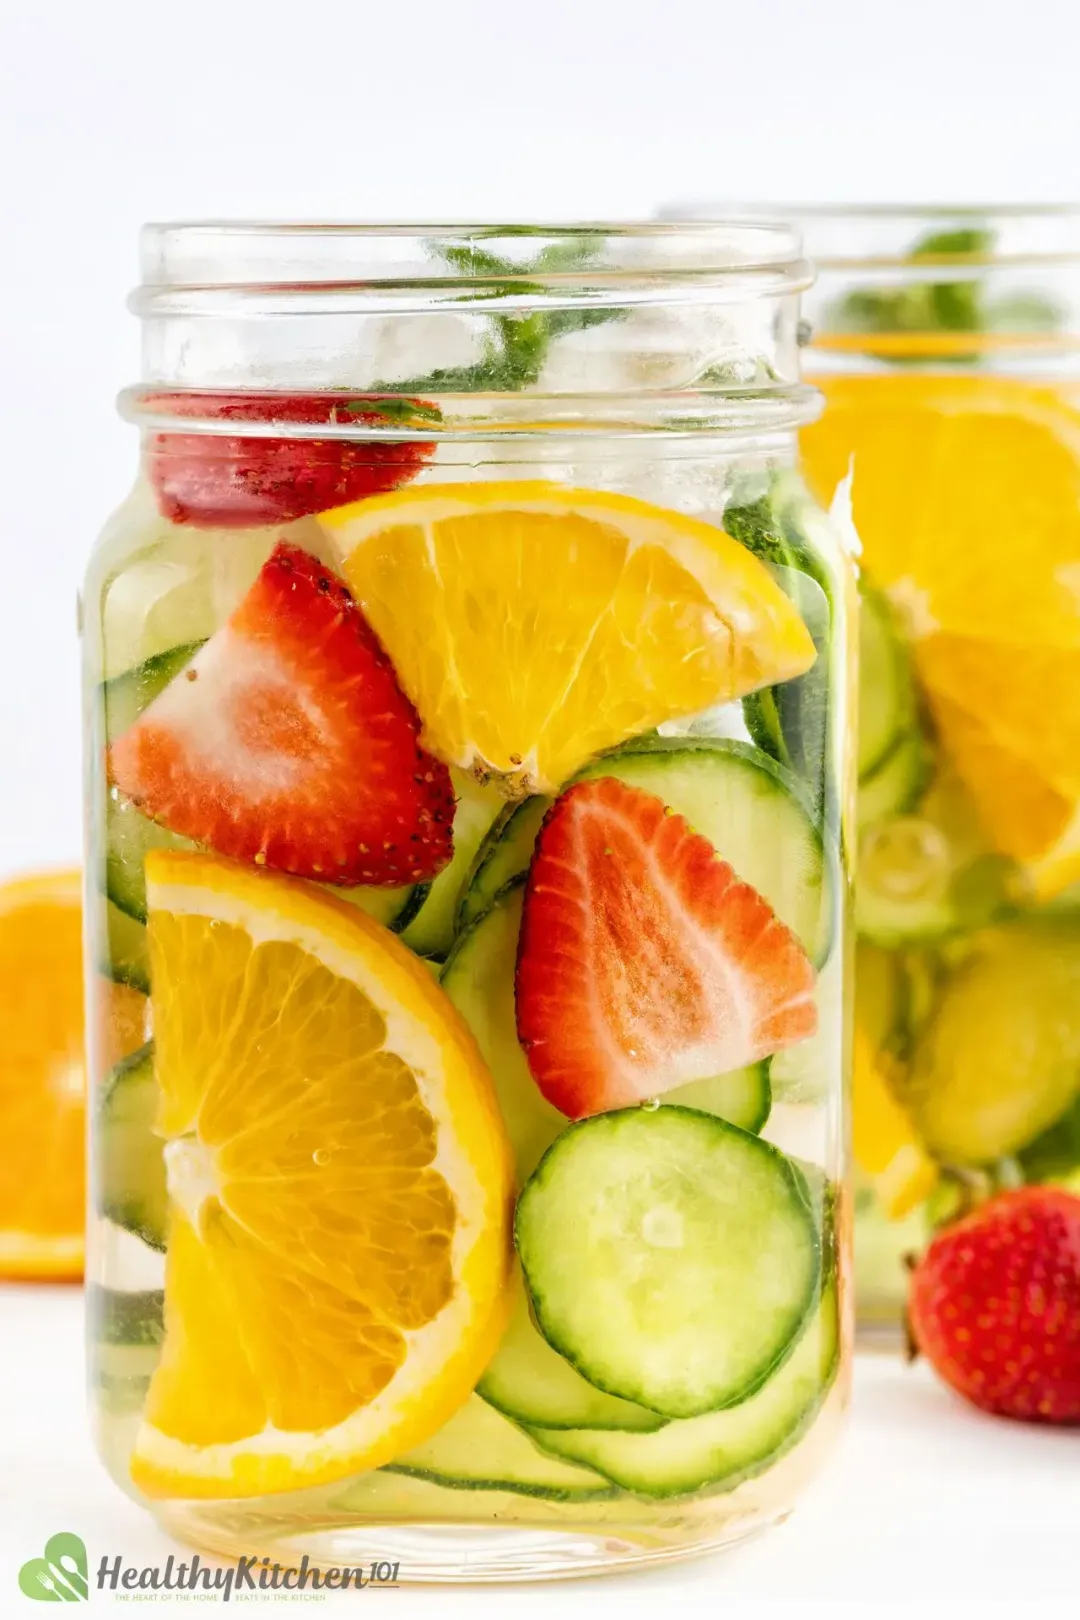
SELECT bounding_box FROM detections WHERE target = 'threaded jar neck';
[122,222,820,440]
[668,205,1080,372]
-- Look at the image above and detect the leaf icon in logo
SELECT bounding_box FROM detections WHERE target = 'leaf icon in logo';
[18,1532,88,1601]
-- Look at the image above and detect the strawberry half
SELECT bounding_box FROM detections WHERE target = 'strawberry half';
[909,1186,1080,1424]
[108,544,455,886]
[145,393,438,528]
[515,776,817,1118]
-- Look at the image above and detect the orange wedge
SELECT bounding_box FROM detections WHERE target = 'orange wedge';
[129,851,513,1499]
[804,374,1080,877]
[852,1026,938,1221]
[321,481,815,795]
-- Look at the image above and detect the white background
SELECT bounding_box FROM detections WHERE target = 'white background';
[2,0,1080,877]
[2,2,1080,1610]
[3,1285,1079,1615]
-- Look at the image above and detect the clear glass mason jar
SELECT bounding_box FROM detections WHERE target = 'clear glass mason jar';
[672,205,1080,1335]
[83,222,853,1581]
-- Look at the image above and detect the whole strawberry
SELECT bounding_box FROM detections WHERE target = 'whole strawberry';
[909,1186,1080,1424]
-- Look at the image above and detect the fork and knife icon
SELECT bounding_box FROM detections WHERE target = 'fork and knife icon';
[18,1532,89,1603]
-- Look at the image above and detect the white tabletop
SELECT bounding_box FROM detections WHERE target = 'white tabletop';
[1,1283,1075,1616]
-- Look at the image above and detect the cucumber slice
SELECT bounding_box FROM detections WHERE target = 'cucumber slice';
[664,1065,771,1133]
[904,919,1080,1164]
[764,563,833,818]
[96,896,150,994]
[459,800,548,933]
[727,479,842,826]
[478,1273,667,1433]
[401,771,504,959]
[459,737,833,966]
[332,1468,643,1527]
[106,794,419,930]
[515,1108,821,1419]
[384,1395,614,1500]
[441,884,565,1178]
[98,1043,167,1251]
[442,882,772,1181]
[87,1286,164,1415]
[87,1284,164,1346]
[742,686,788,766]
[94,489,331,681]
[858,588,915,781]
[358,883,426,933]
[102,641,204,744]
[857,731,930,830]
[858,770,1017,946]
[767,949,843,1106]
[526,1280,838,1498]
[105,794,199,922]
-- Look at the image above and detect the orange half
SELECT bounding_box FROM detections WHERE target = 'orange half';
[0,870,87,1279]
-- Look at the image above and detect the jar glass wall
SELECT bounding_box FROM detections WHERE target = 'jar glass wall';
[670,205,1080,1335]
[84,223,853,1580]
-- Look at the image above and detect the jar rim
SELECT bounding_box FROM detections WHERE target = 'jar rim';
[661,203,1080,270]
[129,221,817,435]
[134,219,812,305]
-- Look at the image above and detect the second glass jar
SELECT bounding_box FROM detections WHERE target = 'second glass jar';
[794,207,1080,1331]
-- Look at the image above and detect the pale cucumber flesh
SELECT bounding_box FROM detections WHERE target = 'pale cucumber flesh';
[478,1274,667,1433]
[527,1280,839,1498]
[515,1108,821,1419]
[98,1043,168,1251]
[383,1395,614,1500]
[401,770,504,958]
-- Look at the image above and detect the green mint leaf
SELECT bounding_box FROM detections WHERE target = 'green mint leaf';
[826,224,995,346]
[909,227,993,259]
[341,396,443,426]
[372,235,623,397]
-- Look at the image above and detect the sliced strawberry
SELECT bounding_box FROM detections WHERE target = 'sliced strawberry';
[145,393,438,528]
[515,777,817,1118]
[108,544,454,886]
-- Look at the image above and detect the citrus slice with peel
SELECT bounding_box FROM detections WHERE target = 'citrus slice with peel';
[0,869,86,1279]
[321,481,816,795]
[130,850,513,1499]
[802,374,1080,875]
[852,1026,938,1221]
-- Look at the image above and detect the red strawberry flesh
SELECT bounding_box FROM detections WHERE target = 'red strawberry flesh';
[108,543,455,886]
[145,393,437,528]
[909,1185,1080,1424]
[515,776,818,1118]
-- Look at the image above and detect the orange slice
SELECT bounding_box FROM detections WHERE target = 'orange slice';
[129,851,513,1499]
[0,869,87,1279]
[852,1026,938,1221]
[803,374,1080,874]
[321,481,815,794]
